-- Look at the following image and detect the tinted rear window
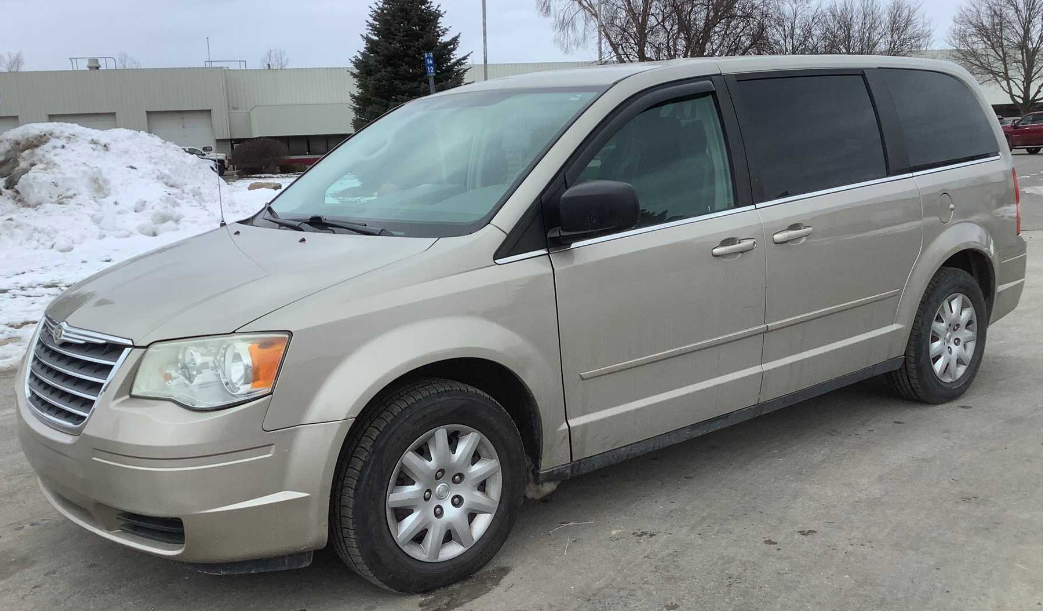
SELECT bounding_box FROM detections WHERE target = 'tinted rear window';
[732,75,887,203]
[881,69,998,171]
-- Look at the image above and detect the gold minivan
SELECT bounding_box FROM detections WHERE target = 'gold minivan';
[16,56,1027,592]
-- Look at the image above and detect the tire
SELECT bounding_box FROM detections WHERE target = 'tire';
[1028,147,1041,155]
[887,267,988,404]
[330,379,525,593]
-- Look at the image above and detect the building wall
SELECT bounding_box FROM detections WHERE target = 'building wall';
[225,68,357,139]
[0,68,230,137]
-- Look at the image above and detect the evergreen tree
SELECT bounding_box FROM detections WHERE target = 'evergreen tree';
[350,0,470,131]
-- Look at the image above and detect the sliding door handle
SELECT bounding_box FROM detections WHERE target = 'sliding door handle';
[711,238,757,257]
[772,225,813,244]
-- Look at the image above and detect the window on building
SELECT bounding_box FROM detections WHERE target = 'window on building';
[732,75,887,202]
[576,93,735,227]
[881,69,999,171]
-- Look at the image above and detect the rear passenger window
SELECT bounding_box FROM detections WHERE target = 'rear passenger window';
[731,75,887,203]
[881,69,998,171]
[577,94,735,228]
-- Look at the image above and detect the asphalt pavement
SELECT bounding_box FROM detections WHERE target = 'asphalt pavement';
[0,240,1039,610]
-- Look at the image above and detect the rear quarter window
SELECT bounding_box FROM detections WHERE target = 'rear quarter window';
[880,69,999,171]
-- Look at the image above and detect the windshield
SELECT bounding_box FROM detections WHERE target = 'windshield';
[260,88,601,237]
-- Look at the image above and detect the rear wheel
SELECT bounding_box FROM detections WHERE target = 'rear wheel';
[1028,147,1040,155]
[888,268,987,403]
[330,379,525,592]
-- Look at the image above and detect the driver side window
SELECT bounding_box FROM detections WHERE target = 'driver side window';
[576,94,735,228]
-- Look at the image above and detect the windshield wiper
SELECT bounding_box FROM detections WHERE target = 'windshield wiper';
[303,215,390,236]
[261,205,307,231]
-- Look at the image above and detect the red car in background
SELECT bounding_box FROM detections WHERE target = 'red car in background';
[1003,111,1043,154]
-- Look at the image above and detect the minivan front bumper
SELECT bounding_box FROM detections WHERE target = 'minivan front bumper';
[15,351,350,566]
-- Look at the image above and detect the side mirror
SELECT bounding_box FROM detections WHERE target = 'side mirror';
[202,146,213,152]
[552,180,640,242]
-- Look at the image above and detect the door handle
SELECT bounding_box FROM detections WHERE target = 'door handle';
[711,238,757,257]
[772,225,813,244]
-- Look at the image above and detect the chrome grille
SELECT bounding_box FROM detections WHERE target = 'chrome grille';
[25,317,132,434]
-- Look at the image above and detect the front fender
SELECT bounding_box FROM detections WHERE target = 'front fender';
[251,240,569,469]
[890,221,997,355]
[282,315,553,425]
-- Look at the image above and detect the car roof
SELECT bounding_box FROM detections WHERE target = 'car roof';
[444,55,972,94]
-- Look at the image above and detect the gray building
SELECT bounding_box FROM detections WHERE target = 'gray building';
[0,55,1018,158]
[0,62,590,158]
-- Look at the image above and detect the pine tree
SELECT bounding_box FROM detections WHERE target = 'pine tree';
[350,0,470,131]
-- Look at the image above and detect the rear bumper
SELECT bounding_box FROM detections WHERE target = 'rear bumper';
[992,238,1028,324]
[16,352,351,564]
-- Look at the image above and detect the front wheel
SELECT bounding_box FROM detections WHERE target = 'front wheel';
[330,379,525,593]
[887,267,988,404]
[1028,147,1041,155]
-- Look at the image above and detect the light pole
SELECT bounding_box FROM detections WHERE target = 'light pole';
[482,0,488,81]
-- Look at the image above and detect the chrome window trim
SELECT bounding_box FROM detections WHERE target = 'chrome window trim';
[494,249,549,265]
[748,156,1002,210]
[910,155,1001,177]
[520,155,1003,256]
[755,173,914,209]
[564,205,757,250]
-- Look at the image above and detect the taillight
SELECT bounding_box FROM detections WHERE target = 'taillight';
[1013,168,1021,235]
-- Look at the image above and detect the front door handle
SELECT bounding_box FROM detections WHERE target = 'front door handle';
[711,238,757,257]
[772,225,813,244]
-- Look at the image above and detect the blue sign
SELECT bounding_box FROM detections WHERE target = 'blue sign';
[424,52,435,76]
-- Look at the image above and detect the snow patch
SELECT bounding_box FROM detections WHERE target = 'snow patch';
[0,123,295,370]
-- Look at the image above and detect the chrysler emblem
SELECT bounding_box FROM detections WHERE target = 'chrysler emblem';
[52,324,64,344]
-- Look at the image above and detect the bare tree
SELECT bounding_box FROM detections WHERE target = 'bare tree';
[0,51,25,72]
[819,0,930,55]
[537,0,927,61]
[766,0,825,54]
[882,0,933,55]
[116,51,142,69]
[260,47,289,69]
[949,0,1043,115]
[536,0,772,62]
[817,0,934,54]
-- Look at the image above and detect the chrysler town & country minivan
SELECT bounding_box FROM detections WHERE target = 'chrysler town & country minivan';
[16,56,1027,592]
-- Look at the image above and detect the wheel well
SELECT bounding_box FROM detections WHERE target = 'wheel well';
[941,249,994,316]
[368,358,543,471]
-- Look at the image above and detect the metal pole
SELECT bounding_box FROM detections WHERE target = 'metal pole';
[482,0,488,81]
[429,75,436,94]
[206,37,211,64]
[597,0,603,64]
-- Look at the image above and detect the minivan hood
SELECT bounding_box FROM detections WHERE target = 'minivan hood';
[46,224,436,344]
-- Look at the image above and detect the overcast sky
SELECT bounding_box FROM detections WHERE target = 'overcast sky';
[3,0,960,72]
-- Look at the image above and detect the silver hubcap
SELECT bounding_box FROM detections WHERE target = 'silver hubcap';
[930,293,977,383]
[386,425,502,563]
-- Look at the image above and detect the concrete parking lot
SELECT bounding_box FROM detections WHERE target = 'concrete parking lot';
[1,188,1040,611]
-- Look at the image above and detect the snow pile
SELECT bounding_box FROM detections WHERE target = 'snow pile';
[0,123,294,369]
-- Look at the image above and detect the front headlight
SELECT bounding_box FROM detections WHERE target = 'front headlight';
[132,333,289,410]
